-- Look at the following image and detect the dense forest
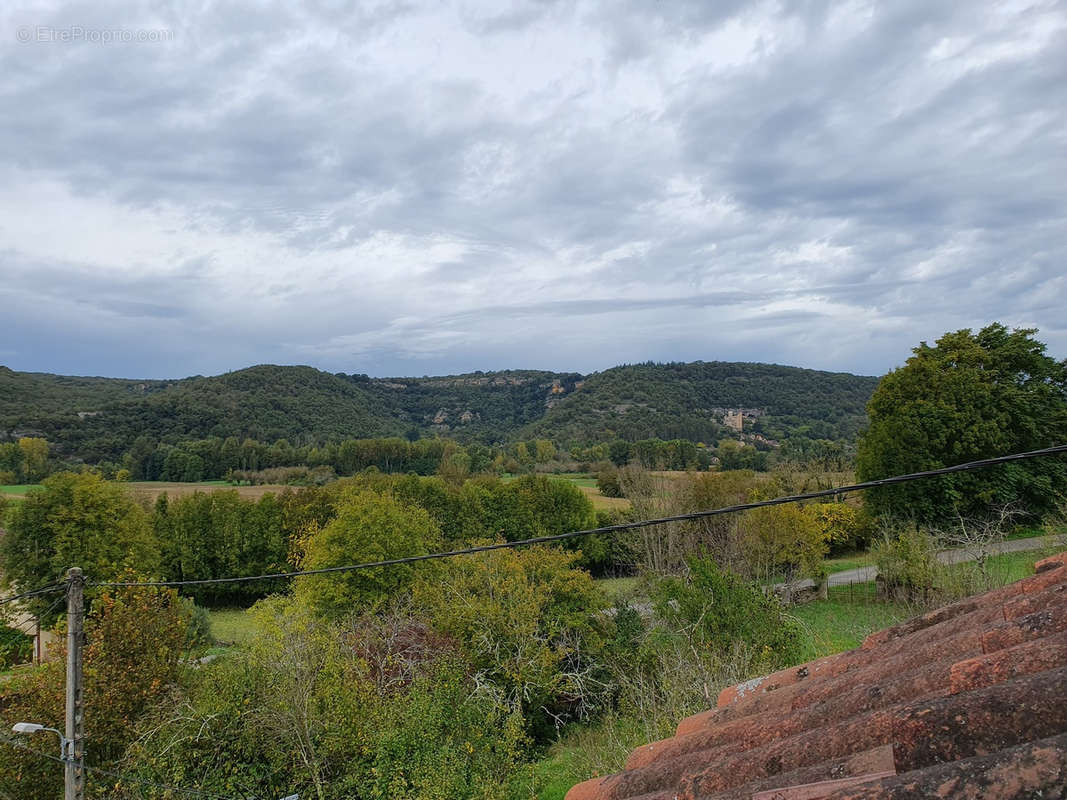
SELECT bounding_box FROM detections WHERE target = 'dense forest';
[522,361,878,444]
[0,361,878,467]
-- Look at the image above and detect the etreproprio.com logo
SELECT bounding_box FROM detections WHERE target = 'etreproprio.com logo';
[16,25,174,44]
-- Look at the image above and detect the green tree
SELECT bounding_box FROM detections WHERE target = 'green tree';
[857,324,1067,525]
[17,437,49,482]
[294,488,441,617]
[0,473,160,622]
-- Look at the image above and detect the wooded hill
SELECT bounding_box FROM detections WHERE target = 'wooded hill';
[0,361,879,462]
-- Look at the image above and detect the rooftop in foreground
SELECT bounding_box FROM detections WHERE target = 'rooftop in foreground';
[567,551,1067,800]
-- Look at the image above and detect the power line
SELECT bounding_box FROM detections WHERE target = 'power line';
[0,731,67,765]
[93,443,1067,589]
[0,582,65,606]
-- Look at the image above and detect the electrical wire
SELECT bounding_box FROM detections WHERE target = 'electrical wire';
[0,582,65,606]
[93,443,1067,589]
[0,731,67,765]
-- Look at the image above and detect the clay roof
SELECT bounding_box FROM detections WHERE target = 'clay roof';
[567,551,1067,800]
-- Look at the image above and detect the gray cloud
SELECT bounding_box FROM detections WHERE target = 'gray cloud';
[0,0,1064,379]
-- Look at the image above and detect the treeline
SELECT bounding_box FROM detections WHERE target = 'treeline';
[119,436,493,483]
[1,470,612,608]
[3,432,857,487]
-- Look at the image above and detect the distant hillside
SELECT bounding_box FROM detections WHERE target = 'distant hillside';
[356,370,583,440]
[522,362,880,445]
[0,361,879,462]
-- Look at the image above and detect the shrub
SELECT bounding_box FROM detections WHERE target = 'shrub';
[414,545,610,739]
[597,466,624,498]
[808,502,875,554]
[123,599,526,800]
[0,624,33,669]
[180,596,213,653]
[652,556,804,670]
[737,504,828,584]
[872,527,941,601]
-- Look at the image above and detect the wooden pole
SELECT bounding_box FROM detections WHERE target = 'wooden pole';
[65,567,85,800]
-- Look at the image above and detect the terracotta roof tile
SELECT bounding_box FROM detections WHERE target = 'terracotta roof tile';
[566,552,1067,800]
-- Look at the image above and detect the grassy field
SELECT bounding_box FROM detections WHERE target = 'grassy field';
[791,585,910,658]
[207,608,258,646]
[597,576,643,602]
[0,484,41,499]
[0,480,292,504]
[126,481,290,502]
[824,550,876,575]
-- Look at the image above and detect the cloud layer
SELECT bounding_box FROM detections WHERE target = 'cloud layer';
[2,0,1064,378]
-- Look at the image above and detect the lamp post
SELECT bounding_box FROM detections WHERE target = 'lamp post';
[11,720,72,762]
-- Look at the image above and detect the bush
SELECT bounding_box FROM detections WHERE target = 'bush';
[0,624,33,669]
[652,556,804,671]
[414,545,610,739]
[808,502,875,555]
[737,504,828,585]
[872,527,941,601]
[123,599,526,800]
[596,466,624,498]
[180,596,213,653]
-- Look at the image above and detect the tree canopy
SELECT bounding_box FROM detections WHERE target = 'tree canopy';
[294,487,442,616]
[856,323,1067,525]
[0,472,160,621]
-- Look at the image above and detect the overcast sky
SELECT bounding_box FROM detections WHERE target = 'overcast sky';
[1,1,1064,380]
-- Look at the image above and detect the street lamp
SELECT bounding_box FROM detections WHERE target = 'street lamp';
[11,722,71,762]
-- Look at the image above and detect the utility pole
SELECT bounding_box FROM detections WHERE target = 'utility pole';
[65,567,85,800]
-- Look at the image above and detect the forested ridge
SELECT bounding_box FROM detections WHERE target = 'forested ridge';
[523,361,878,444]
[0,360,878,462]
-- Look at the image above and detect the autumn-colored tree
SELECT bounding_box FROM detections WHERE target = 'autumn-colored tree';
[0,584,189,798]
[807,502,874,554]
[737,504,828,584]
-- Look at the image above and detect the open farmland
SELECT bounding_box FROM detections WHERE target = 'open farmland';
[0,484,39,500]
[125,481,292,503]
[576,484,630,511]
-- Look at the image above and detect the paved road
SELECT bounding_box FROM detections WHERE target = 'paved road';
[805,534,1067,591]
